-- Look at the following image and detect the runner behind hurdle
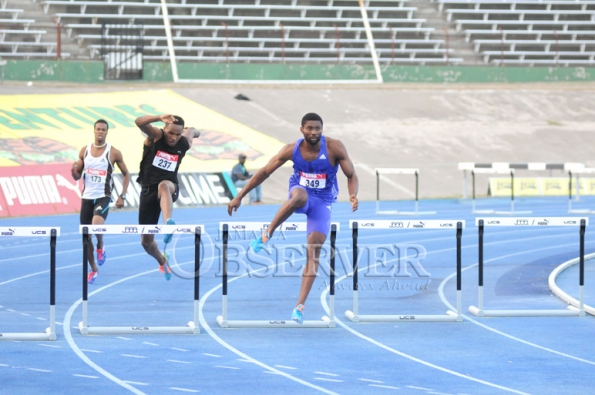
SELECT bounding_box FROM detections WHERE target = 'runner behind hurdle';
[71,119,131,285]
[227,112,359,323]
[135,114,202,281]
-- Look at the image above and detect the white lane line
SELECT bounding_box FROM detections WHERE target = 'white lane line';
[427,391,452,395]
[237,359,254,363]
[359,379,384,383]
[172,348,189,352]
[314,378,343,383]
[167,360,191,364]
[0,364,9,367]
[314,371,340,377]
[27,368,52,373]
[407,386,432,390]
[438,242,595,367]
[117,337,131,341]
[121,354,147,359]
[198,263,340,395]
[202,353,222,358]
[321,248,531,395]
[370,384,400,390]
[215,365,241,370]
[6,309,15,312]
[263,371,282,375]
[170,388,200,393]
[19,313,31,316]
[275,365,298,370]
[123,381,149,386]
[142,342,159,346]
[38,344,61,348]
[0,263,79,285]
[73,374,100,379]
[36,317,47,321]
[80,349,102,354]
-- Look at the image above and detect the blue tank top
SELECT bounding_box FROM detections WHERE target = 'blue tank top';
[289,135,339,203]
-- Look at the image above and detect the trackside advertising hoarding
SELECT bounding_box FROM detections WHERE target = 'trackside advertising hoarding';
[0,164,236,217]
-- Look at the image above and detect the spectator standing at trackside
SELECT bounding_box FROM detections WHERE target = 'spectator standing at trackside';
[227,112,358,324]
[71,119,131,285]
[231,153,262,204]
[134,114,201,281]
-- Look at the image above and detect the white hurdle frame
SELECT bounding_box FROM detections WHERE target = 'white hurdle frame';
[78,224,203,335]
[469,217,588,318]
[375,168,436,215]
[345,220,464,323]
[568,168,595,214]
[216,221,339,328]
[470,168,533,215]
[0,227,59,341]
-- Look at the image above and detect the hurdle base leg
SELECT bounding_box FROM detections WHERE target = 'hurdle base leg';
[471,309,581,317]
[446,310,464,322]
[346,312,460,322]
[0,332,56,341]
[321,316,336,328]
[345,310,359,322]
[567,305,586,317]
[78,322,199,335]
[217,316,333,328]
[468,305,484,317]
[216,315,228,328]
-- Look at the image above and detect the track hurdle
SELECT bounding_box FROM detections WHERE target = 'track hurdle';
[216,221,338,328]
[0,227,59,341]
[469,217,588,317]
[375,168,436,215]
[469,168,532,214]
[568,168,595,214]
[78,224,203,335]
[345,220,464,323]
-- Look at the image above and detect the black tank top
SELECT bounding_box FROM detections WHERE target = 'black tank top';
[137,129,190,187]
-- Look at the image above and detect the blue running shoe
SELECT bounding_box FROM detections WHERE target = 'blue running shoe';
[164,218,175,244]
[97,248,106,266]
[87,271,97,285]
[159,252,172,281]
[250,231,270,253]
[292,304,304,324]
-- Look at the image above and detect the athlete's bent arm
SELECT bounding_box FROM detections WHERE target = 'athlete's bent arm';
[135,114,177,140]
[71,146,85,181]
[333,139,359,212]
[182,127,201,147]
[113,149,131,209]
[227,143,293,215]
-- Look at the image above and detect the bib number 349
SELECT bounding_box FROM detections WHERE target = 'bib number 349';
[299,172,326,189]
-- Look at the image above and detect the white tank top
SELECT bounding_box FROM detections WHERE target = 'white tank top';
[81,143,114,199]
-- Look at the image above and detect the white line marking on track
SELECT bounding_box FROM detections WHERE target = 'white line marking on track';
[237,359,254,363]
[167,360,191,364]
[263,371,282,375]
[321,248,531,395]
[314,378,344,383]
[27,368,52,372]
[370,384,400,390]
[170,388,200,393]
[359,379,384,383]
[202,353,221,358]
[0,364,9,367]
[407,386,432,390]
[171,348,189,352]
[19,313,31,316]
[122,381,148,386]
[427,391,453,395]
[121,354,146,359]
[199,264,340,395]
[215,365,240,370]
[117,337,131,341]
[315,371,340,377]
[36,317,47,321]
[38,344,60,348]
[438,243,595,367]
[275,365,298,370]
[73,374,100,379]
[80,349,102,354]
[142,342,158,346]
[6,309,15,312]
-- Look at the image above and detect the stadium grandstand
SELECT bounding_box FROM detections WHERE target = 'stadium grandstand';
[0,0,591,68]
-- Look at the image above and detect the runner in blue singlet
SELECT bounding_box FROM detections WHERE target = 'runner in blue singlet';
[227,112,359,324]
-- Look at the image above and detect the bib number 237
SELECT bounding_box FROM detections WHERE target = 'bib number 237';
[152,150,179,172]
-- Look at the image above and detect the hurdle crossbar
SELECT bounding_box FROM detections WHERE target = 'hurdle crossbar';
[345,220,464,323]
[0,227,59,341]
[216,221,338,328]
[78,224,203,335]
[375,168,436,216]
[469,217,588,317]
[568,169,595,214]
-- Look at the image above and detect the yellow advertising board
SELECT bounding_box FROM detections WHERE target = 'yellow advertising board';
[489,177,593,197]
[0,90,285,173]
